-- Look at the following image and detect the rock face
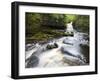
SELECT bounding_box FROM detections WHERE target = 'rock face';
[46,43,58,49]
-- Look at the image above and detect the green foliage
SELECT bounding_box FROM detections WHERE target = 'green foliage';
[26,13,42,36]
[25,12,89,43]
[74,15,89,32]
[65,14,78,23]
[41,14,66,29]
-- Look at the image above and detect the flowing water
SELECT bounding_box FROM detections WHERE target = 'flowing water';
[25,31,89,68]
[25,22,89,68]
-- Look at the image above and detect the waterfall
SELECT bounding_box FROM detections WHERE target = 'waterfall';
[66,22,74,34]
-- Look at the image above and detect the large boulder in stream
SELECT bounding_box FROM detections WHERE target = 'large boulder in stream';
[46,43,58,49]
[61,46,77,57]
[26,55,39,68]
[61,46,86,64]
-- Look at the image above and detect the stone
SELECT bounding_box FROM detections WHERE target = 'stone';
[26,55,39,68]
[63,32,74,36]
[46,43,58,49]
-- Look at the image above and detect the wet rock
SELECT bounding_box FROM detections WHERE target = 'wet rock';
[63,38,75,45]
[61,47,77,57]
[63,32,74,36]
[63,40,73,45]
[80,43,89,47]
[25,44,35,51]
[80,44,89,63]
[26,55,39,68]
[62,57,81,65]
[83,34,89,41]
[46,43,58,49]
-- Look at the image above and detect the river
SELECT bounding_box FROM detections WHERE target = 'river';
[25,30,89,68]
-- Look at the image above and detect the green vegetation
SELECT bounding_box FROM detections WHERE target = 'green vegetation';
[25,13,89,44]
[74,15,89,32]
[65,14,89,32]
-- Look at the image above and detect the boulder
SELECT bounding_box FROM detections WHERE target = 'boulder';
[26,55,39,68]
[61,47,77,57]
[46,43,58,49]
[63,32,74,36]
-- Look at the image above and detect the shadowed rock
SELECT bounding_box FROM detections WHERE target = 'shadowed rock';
[46,43,58,49]
[26,55,39,68]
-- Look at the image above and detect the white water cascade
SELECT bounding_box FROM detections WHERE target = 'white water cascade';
[66,22,74,34]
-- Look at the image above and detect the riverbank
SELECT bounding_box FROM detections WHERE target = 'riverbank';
[26,29,66,44]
